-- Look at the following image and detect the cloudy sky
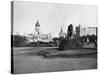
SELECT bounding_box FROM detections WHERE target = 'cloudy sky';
[13,1,98,37]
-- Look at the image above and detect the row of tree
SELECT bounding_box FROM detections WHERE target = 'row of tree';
[12,34,97,47]
[12,35,58,47]
[11,35,28,47]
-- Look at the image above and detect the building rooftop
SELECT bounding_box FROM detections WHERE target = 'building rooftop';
[35,20,40,27]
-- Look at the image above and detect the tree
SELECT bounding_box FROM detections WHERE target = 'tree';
[13,35,28,47]
[52,37,59,46]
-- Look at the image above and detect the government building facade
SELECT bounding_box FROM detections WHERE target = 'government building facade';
[27,20,52,43]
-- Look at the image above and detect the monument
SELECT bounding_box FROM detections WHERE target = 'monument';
[59,24,82,50]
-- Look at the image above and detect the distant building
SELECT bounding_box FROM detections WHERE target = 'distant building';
[75,25,80,38]
[27,33,35,42]
[34,20,41,41]
[59,26,66,38]
[28,20,52,42]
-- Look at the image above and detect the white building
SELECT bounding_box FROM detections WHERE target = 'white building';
[27,20,52,42]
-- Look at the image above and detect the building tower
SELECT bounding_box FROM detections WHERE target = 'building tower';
[59,26,65,38]
[35,20,40,41]
[35,20,40,35]
[75,25,80,38]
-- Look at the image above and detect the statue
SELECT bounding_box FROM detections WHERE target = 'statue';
[67,24,73,39]
[59,24,82,50]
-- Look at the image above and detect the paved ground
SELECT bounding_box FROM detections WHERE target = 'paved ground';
[13,47,97,74]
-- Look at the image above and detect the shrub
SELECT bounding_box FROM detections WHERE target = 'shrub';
[59,38,82,50]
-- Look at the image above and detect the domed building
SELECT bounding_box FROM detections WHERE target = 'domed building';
[28,20,52,42]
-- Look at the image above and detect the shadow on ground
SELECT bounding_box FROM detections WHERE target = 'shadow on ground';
[13,47,97,59]
[36,48,97,59]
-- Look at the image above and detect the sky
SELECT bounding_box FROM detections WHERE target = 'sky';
[13,1,98,37]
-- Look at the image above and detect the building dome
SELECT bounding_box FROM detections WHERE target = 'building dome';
[35,20,40,27]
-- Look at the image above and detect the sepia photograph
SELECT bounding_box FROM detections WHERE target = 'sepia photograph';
[11,1,98,74]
